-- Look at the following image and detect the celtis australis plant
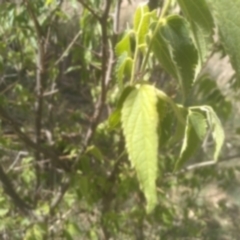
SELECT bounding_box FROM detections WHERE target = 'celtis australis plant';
[110,1,225,213]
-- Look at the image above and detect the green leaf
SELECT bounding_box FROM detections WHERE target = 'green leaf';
[108,86,135,130]
[156,89,188,146]
[117,86,136,109]
[169,105,188,145]
[0,208,8,217]
[134,3,150,46]
[108,109,121,130]
[63,222,81,240]
[189,111,208,140]
[199,106,225,160]
[86,145,104,162]
[151,16,198,98]
[115,52,133,88]
[151,21,179,80]
[207,0,240,87]
[194,75,232,121]
[24,224,46,240]
[121,84,159,213]
[156,97,182,147]
[177,0,214,65]
[115,32,133,57]
[160,15,199,98]
[157,97,167,121]
[45,0,55,6]
[158,106,174,147]
[175,110,207,170]
[156,97,186,147]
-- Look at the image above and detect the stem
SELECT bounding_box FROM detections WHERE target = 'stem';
[140,0,172,72]
[159,0,172,20]
[130,45,140,84]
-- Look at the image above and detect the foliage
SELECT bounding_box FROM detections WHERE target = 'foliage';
[0,0,239,239]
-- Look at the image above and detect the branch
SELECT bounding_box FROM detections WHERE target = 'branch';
[177,160,217,174]
[170,154,240,176]
[24,0,49,195]
[49,178,70,214]
[83,0,113,146]
[0,164,32,215]
[113,0,122,34]
[47,0,114,215]
[77,0,101,21]
[54,30,82,65]
[23,0,43,39]
[99,151,126,240]
[0,106,59,166]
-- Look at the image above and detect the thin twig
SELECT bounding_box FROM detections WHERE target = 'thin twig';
[169,154,240,177]
[49,178,70,214]
[177,160,217,174]
[77,0,101,21]
[7,151,29,173]
[54,30,82,66]
[43,89,59,97]
[113,0,122,34]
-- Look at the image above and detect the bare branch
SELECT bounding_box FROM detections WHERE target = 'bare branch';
[113,0,122,34]
[54,30,82,65]
[169,154,240,177]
